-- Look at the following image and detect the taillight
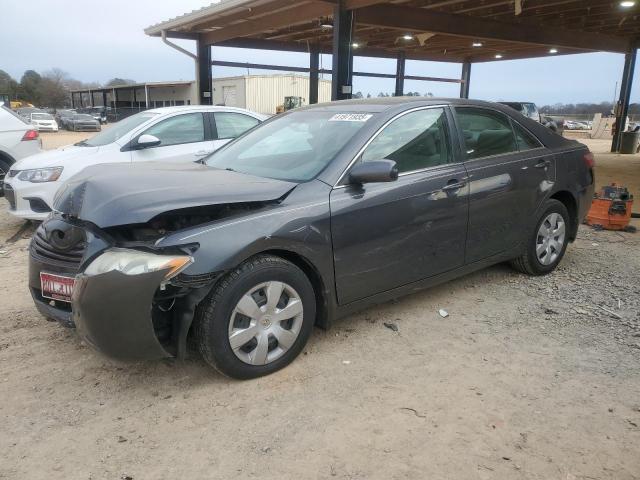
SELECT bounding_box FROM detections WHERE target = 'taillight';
[22,129,39,141]
[583,151,595,168]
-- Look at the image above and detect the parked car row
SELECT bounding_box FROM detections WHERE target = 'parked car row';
[564,120,593,130]
[1,98,595,379]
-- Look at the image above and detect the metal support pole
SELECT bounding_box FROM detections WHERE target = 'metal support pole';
[71,92,75,109]
[395,51,405,97]
[133,87,137,110]
[309,44,320,104]
[102,91,107,108]
[460,60,472,99]
[145,85,149,109]
[331,2,353,101]
[89,89,94,107]
[197,36,213,105]
[612,44,637,152]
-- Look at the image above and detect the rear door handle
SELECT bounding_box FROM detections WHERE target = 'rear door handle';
[441,178,467,192]
[534,159,551,168]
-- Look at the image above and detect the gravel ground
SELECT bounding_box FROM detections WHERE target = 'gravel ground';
[0,134,639,480]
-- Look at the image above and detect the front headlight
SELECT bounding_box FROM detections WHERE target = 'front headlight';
[18,167,63,183]
[84,248,193,281]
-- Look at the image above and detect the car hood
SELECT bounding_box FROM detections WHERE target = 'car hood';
[12,145,102,169]
[53,162,297,228]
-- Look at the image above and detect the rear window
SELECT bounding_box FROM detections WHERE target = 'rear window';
[1,105,30,125]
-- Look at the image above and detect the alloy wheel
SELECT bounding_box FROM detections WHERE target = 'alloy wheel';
[536,212,566,266]
[228,281,304,366]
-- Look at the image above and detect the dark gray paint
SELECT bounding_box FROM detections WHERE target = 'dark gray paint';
[53,162,297,228]
[30,98,595,360]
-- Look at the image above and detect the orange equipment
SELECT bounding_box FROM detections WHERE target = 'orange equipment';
[586,184,634,231]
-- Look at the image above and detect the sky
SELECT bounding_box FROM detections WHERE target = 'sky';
[1,0,638,107]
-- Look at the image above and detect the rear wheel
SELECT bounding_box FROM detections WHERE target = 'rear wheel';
[195,255,316,379]
[510,199,570,275]
[0,158,11,187]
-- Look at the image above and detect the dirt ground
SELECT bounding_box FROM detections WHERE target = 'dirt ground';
[0,132,639,480]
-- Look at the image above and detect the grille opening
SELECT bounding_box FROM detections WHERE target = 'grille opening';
[30,228,86,270]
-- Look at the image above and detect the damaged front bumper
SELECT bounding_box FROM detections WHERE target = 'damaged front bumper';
[72,269,172,360]
[29,217,215,361]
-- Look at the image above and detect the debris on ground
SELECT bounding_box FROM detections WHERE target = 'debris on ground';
[383,322,399,332]
[438,309,449,318]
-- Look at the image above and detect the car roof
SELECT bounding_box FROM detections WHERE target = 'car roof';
[143,105,265,116]
[295,97,524,113]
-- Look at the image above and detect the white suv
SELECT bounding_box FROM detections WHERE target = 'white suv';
[3,106,267,220]
[0,104,43,190]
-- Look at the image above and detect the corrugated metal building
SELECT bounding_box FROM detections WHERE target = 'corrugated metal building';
[213,75,332,114]
[71,75,332,117]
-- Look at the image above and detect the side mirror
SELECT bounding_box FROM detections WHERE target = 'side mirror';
[349,159,399,185]
[135,134,161,149]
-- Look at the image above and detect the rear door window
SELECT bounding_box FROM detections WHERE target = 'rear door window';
[455,107,518,159]
[213,112,260,140]
[512,122,543,151]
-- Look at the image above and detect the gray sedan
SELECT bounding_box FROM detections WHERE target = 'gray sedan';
[29,98,594,379]
[67,113,101,132]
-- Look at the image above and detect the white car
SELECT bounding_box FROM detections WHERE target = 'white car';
[3,106,267,220]
[30,112,59,132]
[0,103,42,190]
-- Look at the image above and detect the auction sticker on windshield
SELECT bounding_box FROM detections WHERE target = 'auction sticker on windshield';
[40,273,75,303]
[329,113,373,122]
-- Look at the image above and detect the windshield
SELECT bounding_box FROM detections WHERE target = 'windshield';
[33,113,53,120]
[74,114,94,120]
[206,110,373,182]
[81,111,158,147]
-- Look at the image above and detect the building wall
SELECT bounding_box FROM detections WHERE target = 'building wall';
[147,84,197,107]
[212,75,332,114]
[212,77,247,109]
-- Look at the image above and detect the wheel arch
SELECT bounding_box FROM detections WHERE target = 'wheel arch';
[0,150,16,167]
[550,190,578,241]
[260,248,331,329]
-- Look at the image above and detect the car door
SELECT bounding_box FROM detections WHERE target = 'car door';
[211,111,261,150]
[453,106,554,263]
[330,106,469,305]
[130,112,215,163]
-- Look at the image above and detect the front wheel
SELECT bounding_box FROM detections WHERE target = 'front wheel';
[194,255,316,379]
[510,199,570,275]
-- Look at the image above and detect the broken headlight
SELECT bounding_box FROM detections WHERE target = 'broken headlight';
[84,248,193,280]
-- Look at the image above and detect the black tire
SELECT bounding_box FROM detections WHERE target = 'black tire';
[510,199,570,275]
[0,157,11,188]
[194,254,316,379]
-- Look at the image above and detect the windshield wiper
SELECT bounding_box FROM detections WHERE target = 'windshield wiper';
[74,139,89,147]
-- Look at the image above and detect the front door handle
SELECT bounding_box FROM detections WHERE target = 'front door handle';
[441,178,467,192]
[195,150,213,156]
[534,159,551,169]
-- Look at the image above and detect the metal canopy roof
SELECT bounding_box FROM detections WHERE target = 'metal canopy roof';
[146,0,640,63]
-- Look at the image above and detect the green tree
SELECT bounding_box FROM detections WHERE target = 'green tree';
[0,70,21,100]
[20,70,43,104]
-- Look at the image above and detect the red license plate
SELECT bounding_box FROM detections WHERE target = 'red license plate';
[40,273,76,303]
